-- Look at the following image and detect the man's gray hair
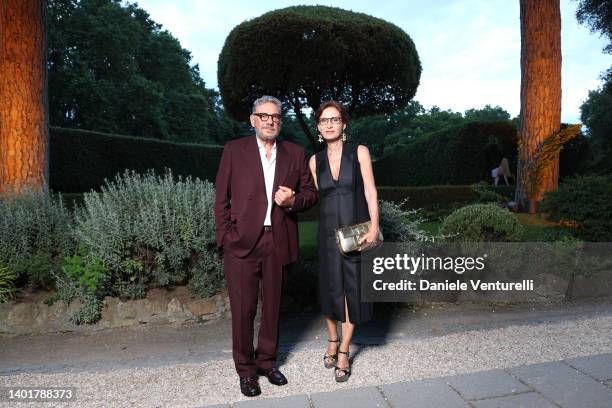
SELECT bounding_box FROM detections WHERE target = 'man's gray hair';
[252,95,282,113]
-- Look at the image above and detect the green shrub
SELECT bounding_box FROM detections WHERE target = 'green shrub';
[380,185,514,219]
[441,203,523,242]
[74,169,219,301]
[50,126,223,193]
[187,250,225,298]
[300,185,515,222]
[540,175,612,241]
[378,185,479,206]
[0,262,17,303]
[379,200,431,242]
[519,224,576,242]
[61,247,106,294]
[53,273,103,324]
[0,188,74,289]
[471,181,508,204]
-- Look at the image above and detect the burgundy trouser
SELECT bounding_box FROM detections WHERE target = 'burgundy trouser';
[223,227,286,377]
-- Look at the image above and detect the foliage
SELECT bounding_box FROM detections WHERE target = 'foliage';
[73,169,218,299]
[540,175,612,241]
[0,188,74,289]
[279,116,317,155]
[559,130,593,177]
[374,121,518,186]
[379,185,481,206]
[349,114,399,158]
[61,247,106,293]
[464,105,511,123]
[54,247,105,324]
[347,103,514,160]
[50,126,223,193]
[382,104,512,157]
[379,200,431,242]
[0,263,17,303]
[518,124,582,199]
[471,181,507,204]
[580,68,612,173]
[187,250,225,299]
[519,223,575,242]
[47,0,238,144]
[576,0,612,53]
[218,5,421,148]
[351,102,467,158]
[54,272,103,324]
[441,204,523,242]
[299,184,515,221]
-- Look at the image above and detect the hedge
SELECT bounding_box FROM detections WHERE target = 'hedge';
[299,184,515,221]
[50,127,223,193]
[374,121,518,186]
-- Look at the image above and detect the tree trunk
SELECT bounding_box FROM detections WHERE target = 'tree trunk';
[287,93,318,152]
[516,0,561,213]
[0,0,48,194]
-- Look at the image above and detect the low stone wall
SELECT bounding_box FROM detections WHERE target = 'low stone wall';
[0,287,229,336]
[2,265,610,336]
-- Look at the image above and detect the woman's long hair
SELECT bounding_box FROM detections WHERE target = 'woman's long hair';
[498,158,512,176]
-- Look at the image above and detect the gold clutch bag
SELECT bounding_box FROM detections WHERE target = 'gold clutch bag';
[335,221,383,255]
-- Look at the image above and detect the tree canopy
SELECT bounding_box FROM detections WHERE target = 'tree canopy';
[581,68,612,172]
[348,102,512,159]
[576,0,612,53]
[48,0,239,144]
[218,5,421,149]
[576,0,612,173]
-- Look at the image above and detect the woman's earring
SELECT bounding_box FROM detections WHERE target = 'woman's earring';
[341,132,347,142]
[318,134,324,143]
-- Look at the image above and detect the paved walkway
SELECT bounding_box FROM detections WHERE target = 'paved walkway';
[1,299,611,407]
[207,353,612,408]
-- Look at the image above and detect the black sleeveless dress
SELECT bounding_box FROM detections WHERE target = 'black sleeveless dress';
[316,142,373,325]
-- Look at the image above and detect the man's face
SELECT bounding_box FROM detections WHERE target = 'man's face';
[250,102,281,142]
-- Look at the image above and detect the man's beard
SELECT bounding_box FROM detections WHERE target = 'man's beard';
[255,128,278,142]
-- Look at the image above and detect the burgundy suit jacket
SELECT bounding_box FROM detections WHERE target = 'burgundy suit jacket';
[214,136,318,265]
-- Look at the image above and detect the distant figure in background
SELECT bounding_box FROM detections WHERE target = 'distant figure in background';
[491,158,513,186]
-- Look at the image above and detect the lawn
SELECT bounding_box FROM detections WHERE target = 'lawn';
[298,221,318,260]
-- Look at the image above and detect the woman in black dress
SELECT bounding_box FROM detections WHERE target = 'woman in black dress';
[308,101,381,382]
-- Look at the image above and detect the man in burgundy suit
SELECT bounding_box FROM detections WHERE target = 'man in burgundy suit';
[214,95,318,397]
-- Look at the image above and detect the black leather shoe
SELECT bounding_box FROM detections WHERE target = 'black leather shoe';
[239,376,261,397]
[257,367,288,386]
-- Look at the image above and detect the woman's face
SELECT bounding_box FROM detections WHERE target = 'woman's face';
[317,107,346,141]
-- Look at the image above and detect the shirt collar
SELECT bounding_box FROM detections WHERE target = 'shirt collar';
[256,137,277,151]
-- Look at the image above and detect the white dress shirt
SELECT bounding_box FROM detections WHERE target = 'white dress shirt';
[256,138,276,226]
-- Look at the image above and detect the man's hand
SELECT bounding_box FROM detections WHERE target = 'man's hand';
[274,186,295,207]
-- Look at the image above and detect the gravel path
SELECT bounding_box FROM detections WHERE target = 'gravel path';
[1,314,611,407]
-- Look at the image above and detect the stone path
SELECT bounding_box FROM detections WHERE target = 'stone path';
[211,353,612,408]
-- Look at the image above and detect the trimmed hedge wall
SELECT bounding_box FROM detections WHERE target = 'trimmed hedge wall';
[299,185,515,221]
[50,127,223,193]
[374,121,518,186]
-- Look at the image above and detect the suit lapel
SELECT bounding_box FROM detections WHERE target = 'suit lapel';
[247,136,266,200]
[273,140,289,196]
